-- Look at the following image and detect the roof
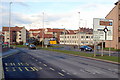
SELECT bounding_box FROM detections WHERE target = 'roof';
[47,28,64,32]
[29,29,44,31]
[2,26,23,31]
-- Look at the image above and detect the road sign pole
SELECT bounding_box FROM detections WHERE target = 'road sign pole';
[109,41,111,56]
[101,40,104,56]
[94,41,96,57]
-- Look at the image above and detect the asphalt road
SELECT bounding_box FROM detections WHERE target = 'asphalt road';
[2,48,119,80]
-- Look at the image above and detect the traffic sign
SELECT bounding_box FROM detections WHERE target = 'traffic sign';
[93,18,113,40]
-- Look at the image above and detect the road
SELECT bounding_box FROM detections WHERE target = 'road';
[2,48,119,80]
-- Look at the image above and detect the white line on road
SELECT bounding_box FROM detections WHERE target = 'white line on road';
[5,63,8,66]
[49,68,55,71]
[62,70,66,72]
[43,64,47,67]
[39,62,41,63]
[18,67,23,71]
[35,60,38,61]
[39,67,42,70]
[58,72,64,76]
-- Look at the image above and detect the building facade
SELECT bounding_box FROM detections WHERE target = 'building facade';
[105,1,120,49]
[2,26,29,44]
[60,33,93,46]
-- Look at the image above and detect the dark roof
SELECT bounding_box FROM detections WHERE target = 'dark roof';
[2,26,23,31]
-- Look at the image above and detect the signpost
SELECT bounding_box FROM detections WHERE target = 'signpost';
[93,18,113,56]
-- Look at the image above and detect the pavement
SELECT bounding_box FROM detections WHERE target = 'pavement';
[2,48,119,80]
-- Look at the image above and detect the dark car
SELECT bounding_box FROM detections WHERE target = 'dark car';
[28,44,36,49]
[80,46,92,51]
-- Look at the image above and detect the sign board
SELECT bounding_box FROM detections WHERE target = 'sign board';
[93,18,113,41]
[44,39,49,45]
[50,41,57,44]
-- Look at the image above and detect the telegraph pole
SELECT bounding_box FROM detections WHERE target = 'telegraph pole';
[78,12,80,49]
[42,12,44,48]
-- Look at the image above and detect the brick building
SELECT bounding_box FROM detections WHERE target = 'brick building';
[2,26,29,44]
[105,1,120,49]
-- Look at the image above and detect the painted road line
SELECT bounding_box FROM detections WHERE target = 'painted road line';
[13,63,16,66]
[62,70,66,72]
[58,72,64,76]
[43,64,47,67]
[18,63,21,66]
[35,60,38,61]
[5,67,9,71]
[30,67,36,71]
[20,63,24,66]
[5,63,8,66]
[10,63,13,66]
[12,67,16,71]
[33,67,39,71]
[39,62,41,63]
[39,67,42,70]
[26,63,29,66]
[25,67,29,71]
[18,67,23,71]
[49,68,55,71]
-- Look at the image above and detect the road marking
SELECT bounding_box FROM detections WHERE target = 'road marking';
[18,63,21,66]
[67,73,70,75]
[12,67,16,71]
[32,67,39,71]
[49,68,55,71]
[36,60,38,61]
[13,63,16,66]
[5,63,8,66]
[20,63,24,66]
[10,63,13,66]
[58,72,64,76]
[25,67,29,71]
[26,63,29,66]
[43,64,47,67]
[39,62,41,63]
[18,67,23,71]
[32,58,34,59]
[5,67,9,71]
[62,70,66,72]
[39,67,42,70]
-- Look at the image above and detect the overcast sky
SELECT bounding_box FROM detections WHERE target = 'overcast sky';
[0,0,118,30]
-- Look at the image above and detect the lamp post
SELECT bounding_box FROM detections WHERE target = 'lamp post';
[42,12,44,48]
[78,12,80,49]
[9,2,12,48]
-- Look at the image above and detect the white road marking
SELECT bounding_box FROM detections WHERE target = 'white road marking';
[35,60,38,61]
[43,64,47,67]
[12,67,16,71]
[62,70,66,72]
[49,68,55,71]
[5,67,9,71]
[5,63,8,66]
[18,63,21,66]
[13,63,16,66]
[33,67,39,71]
[58,72,64,76]
[67,73,70,75]
[26,63,29,66]
[39,62,41,63]
[20,63,23,66]
[39,67,42,70]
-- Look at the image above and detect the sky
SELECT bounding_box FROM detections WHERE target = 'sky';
[0,0,118,30]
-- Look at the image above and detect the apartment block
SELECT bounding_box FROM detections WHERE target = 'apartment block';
[2,26,29,44]
[105,1,120,49]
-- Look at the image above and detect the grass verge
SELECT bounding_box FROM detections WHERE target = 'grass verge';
[42,48,119,63]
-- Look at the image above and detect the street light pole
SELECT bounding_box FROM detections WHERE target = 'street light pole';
[9,2,12,48]
[42,12,44,48]
[78,12,80,49]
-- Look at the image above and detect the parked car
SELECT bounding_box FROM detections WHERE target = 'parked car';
[80,46,92,51]
[28,44,36,49]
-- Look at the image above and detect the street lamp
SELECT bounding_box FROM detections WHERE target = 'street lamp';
[9,2,12,48]
[42,12,44,48]
[78,12,80,49]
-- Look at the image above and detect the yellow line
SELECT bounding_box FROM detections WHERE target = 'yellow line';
[18,67,23,71]
[25,67,29,71]
[33,67,39,71]
[30,67,35,71]
[26,63,29,66]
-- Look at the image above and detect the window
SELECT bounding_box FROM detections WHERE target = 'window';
[19,38,21,40]
[19,31,21,33]
[19,34,21,36]
[119,37,120,42]
[81,36,84,38]
[7,38,9,39]
[91,36,93,38]
[86,36,89,38]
